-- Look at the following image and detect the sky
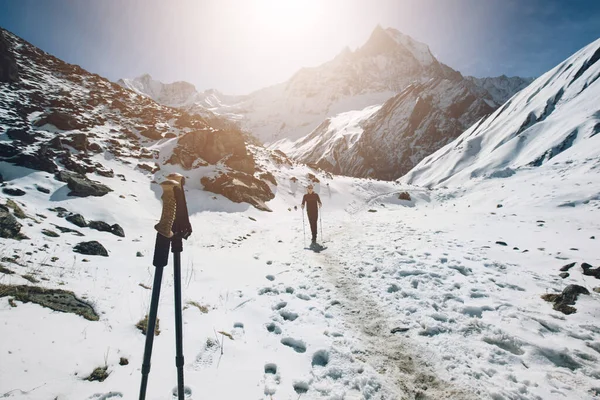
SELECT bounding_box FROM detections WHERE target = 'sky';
[1,0,599,95]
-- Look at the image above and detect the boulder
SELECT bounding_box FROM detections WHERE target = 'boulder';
[88,220,112,233]
[582,262,600,279]
[55,170,82,183]
[137,163,160,173]
[111,224,125,237]
[35,185,50,194]
[2,187,25,196]
[541,284,590,315]
[0,206,26,239]
[73,241,108,257]
[398,191,412,201]
[168,128,248,170]
[201,171,275,212]
[65,175,113,197]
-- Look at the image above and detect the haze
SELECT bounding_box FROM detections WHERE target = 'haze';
[1,0,599,94]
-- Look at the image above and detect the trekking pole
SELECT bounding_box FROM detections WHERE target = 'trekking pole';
[320,207,323,243]
[139,179,178,400]
[302,208,306,248]
[167,173,193,400]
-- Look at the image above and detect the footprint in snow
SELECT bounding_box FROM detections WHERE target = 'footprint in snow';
[193,338,220,369]
[88,393,123,400]
[266,322,282,334]
[263,363,281,397]
[232,322,244,339]
[281,337,306,353]
[279,309,299,321]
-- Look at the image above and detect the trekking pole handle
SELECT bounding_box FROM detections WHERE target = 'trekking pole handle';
[154,179,178,239]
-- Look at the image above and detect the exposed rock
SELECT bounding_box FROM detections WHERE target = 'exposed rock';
[41,229,59,237]
[271,150,292,166]
[259,171,277,185]
[63,133,91,151]
[201,171,275,211]
[137,163,160,173]
[582,262,600,279]
[35,185,50,194]
[2,187,25,196]
[11,149,59,173]
[224,153,256,174]
[48,206,69,217]
[88,220,112,232]
[86,220,125,237]
[55,170,82,183]
[0,30,19,83]
[66,175,113,197]
[307,173,320,183]
[541,284,590,315]
[111,224,125,237]
[65,213,87,227]
[0,206,27,240]
[398,191,411,201]
[495,241,508,246]
[7,129,37,144]
[33,111,86,130]
[52,224,84,236]
[73,241,108,257]
[559,272,570,279]
[560,262,576,272]
[0,284,99,321]
[167,128,248,170]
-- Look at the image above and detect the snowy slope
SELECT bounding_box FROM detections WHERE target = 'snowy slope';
[403,38,600,188]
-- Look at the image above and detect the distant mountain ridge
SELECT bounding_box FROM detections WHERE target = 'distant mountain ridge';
[402,38,600,188]
[118,26,533,181]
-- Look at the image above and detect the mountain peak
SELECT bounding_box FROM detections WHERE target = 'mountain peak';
[359,25,436,66]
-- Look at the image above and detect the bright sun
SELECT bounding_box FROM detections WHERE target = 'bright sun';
[245,0,324,35]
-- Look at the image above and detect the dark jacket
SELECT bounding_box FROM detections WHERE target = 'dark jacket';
[302,193,322,217]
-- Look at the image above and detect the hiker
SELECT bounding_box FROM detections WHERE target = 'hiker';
[301,184,322,243]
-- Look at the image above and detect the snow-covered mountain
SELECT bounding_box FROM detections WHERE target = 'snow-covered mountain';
[283,76,502,180]
[465,75,533,105]
[403,37,600,189]
[120,26,465,145]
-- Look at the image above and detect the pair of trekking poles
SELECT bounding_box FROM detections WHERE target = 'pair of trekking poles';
[301,207,324,248]
[139,173,192,400]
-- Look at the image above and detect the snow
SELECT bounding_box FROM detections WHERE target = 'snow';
[2,150,600,399]
[278,104,383,165]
